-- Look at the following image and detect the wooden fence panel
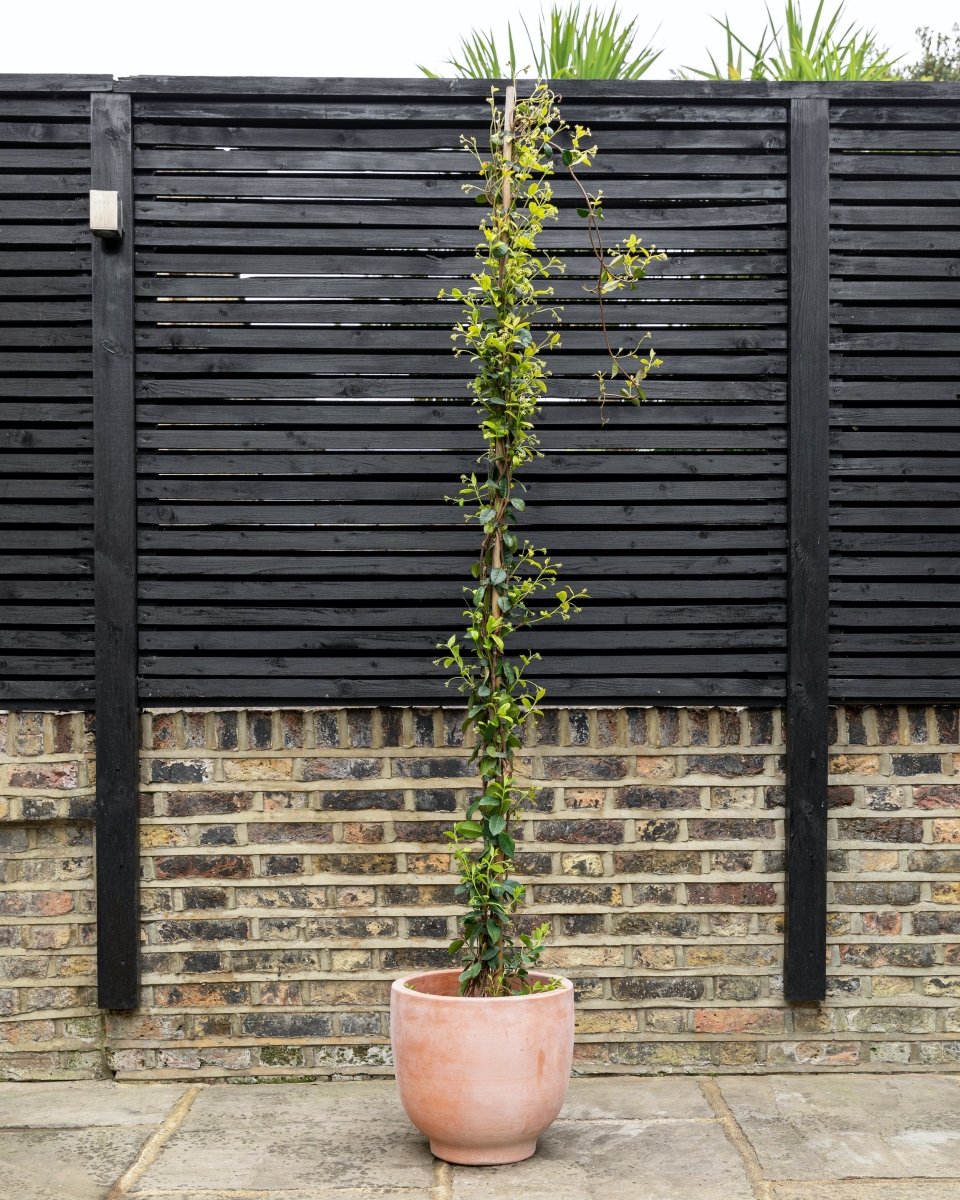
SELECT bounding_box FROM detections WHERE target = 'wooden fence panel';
[0,81,107,702]
[829,100,960,700]
[131,87,789,704]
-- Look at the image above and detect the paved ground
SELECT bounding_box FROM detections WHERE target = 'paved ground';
[2,1074,960,1200]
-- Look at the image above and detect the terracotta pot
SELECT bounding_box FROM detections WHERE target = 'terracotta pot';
[390,968,574,1165]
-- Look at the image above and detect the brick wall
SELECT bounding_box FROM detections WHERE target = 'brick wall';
[0,711,100,1079]
[1,704,958,1080]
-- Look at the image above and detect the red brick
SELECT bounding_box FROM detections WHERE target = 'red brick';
[686,883,777,906]
[166,791,251,816]
[153,855,253,880]
[342,822,384,844]
[694,1008,785,1034]
[214,712,239,750]
[247,823,333,845]
[154,983,249,1007]
[635,819,679,842]
[565,788,605,809]
[655,710,680,746]
[688,818,775,840]
[916,786,960,809]
[8,764,78,790]
[618,786,700,810]
[838,818,923,843]
[710,850,754,872]
[299,756,383,781]
[543,756,629,781]
[933,820,960,844]
[633,884,678,904]
[839,944,935,968]
[829,786,856,808]
[686,709,711,745]
[829,754,880,775]
[615,850,701,874]
[535,819,623,844]
[891,753,942,775]
[934,706,960,745]
[565,710,591,746]
[862,911,902,936]
[313,853,396,874]
[259,981,303,1006]
[149,713,178,751]
[685,754,765,778]
[14,714,45,756]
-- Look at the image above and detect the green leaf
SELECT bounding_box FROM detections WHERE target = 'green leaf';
[486,919,501,942]
[491,242,509,258]
[490,567,507,586]
[576,206,590,218]
[455,820,483,839]
[488,812,507,837]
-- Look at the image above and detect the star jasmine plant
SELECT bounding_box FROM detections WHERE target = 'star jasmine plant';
[435,79,665,997]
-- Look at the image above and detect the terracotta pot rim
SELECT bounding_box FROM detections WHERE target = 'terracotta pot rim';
[392,968,573,1002]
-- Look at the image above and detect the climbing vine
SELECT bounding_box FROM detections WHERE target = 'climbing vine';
[437,80,665,997]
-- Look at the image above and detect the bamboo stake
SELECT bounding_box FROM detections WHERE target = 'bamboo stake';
[502,83,516,211]
[490,85,516,617]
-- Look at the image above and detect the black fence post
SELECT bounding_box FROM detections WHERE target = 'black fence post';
[785,95,830,1002]
[91,92,140,1010]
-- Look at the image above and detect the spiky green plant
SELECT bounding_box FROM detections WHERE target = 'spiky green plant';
[420,3,661,79]
[678,0,901,81]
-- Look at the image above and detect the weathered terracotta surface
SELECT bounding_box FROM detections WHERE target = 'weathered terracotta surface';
[390,968,575,1165]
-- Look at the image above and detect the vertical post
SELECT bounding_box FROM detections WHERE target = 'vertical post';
[785,96,830,1002]
[92,92,139,1010]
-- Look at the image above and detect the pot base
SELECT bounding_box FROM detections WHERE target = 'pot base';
[430,1138,537,1165]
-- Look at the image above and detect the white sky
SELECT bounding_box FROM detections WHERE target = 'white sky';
[3,0,956,79]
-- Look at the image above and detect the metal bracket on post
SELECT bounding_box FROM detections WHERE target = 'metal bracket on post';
[90,189,123,239]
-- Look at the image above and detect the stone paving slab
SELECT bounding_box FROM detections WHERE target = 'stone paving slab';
[134,1194,430,1200]
[0,1080,187,1128]
[558,1075,714,1121]
[449,1116,754,1200]
[0,1127,153,1200]
[133,1110,435,1193]
[772,1184,960,1200]
[718,1074,960,1180]
[181,1077,414,1130]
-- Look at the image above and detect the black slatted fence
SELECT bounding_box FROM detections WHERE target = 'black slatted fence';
[0,77,111,702]
[3,78,956,709]
[132,86,789,703]
[829,100,960,698]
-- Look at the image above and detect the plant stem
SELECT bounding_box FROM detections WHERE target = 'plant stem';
[484,84,516,992]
